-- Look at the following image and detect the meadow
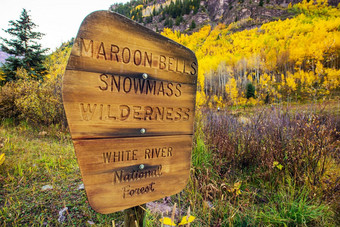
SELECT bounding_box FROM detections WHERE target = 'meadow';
[0,101,339,226]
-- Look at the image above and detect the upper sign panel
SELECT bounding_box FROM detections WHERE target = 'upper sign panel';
[63,11,197,140]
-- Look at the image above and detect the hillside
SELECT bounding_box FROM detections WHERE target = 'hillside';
[110,0,339,34]
[160,1,340,106]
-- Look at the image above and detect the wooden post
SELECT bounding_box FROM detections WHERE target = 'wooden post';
[124,205,146,227]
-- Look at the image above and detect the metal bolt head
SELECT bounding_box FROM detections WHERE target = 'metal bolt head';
[139,164,145,170]
[140,128,146,134]
[142,73,148,79]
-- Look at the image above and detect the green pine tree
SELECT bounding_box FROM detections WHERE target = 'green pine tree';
[175,16,183,26]
[259,0,264,7]
[190,20,196,29]
[0,9,48,82]
[246,83,256,99]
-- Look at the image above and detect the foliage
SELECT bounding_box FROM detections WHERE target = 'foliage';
[0,137,5,166]
[0,42,71,126]
[184,105,339,226]
[162,1,340,107]
[246,82,256,99]
[0,153,4,165]
[259,0,264,7]
[111,0,201,27]
[0,9,48,83]
[203,107,339,190]
[190,20,196,29]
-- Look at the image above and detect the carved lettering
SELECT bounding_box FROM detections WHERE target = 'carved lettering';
[146,80,156,95]
[154,107,164,120]
[159,55,166,70]
[107,105,116,120]
[123,77,132,93]
[113,165,162,184]
[176,58,182,73]
[99,104,104,120]
[144,52,152,67]
[191,61,198,75]
[134,50,142,65]
[122,47,131,64]
[119,105,130,121]
[80,103,191,122]
[103,149,137,163]
[112,75,121,92]
[80,38,93,57]
[175,84,182,97]
[111,44,119,61]
[166,107,174,121]
[182,107,190,121]
[97,42,106,60]
[99,74,108,91]
[157,82,164,96]
[133,78,145,94]
[144,106,153,120]
[79,39,197,76]
[145,147,173,159]
[168,57,175,72]
[80,103,97,121]
[99,74,182,97]
[166,83,174,97]
[133,106,143,120]
[122,182,155,198]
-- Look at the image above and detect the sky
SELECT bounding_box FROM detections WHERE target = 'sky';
[0,0,130,52]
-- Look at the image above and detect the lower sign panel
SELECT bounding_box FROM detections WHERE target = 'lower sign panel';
[73,135,193,214]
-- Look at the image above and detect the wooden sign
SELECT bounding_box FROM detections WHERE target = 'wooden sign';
[62,11,197,214]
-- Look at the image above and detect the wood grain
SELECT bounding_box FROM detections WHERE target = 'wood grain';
[73,135,192,214]
[63,70,196,139]
[62,11,197,214]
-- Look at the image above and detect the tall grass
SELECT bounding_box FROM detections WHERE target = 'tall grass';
[186,104,339,226]
[203,106,339,190]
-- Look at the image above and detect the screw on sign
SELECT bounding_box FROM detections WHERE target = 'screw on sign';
[62,10,197,225]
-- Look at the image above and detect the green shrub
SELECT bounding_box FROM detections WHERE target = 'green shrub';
[0,68,66,126]
[0,42,71,127]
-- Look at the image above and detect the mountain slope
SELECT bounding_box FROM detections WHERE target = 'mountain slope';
[109,0,337,34]
[160,1,340,106]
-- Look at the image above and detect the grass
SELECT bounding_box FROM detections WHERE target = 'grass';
[0,121,123,225]
[0,102,339,226]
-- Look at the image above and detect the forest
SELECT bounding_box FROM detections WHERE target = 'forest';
[112,0,201,26]
[0,0,339,226]
[162,0,340,107]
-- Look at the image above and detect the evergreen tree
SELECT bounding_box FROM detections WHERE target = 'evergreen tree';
[0,9,48,82]
[175,16,183,26]
[168,18,174,28]
[246,83,256,99]
[259,0,264,7]
[190,20,196,29]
